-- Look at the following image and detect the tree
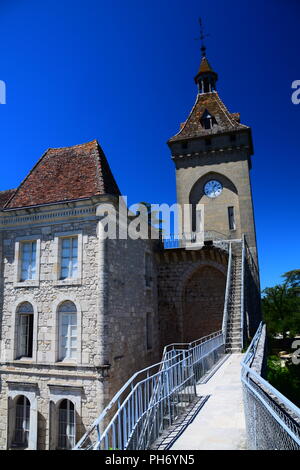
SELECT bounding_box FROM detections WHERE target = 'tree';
[262,271,300,338]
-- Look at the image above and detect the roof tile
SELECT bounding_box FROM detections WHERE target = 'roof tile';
[5,140,121,209]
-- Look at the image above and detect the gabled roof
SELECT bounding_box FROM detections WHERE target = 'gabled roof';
[168,92,249,143]
[4,140,121,209]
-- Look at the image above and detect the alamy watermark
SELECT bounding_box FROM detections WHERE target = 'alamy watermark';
[96,197,204,244]
[291,80,300,104]
[0,80,6,104]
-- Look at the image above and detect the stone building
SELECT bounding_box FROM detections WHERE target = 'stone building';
[0,50,260,449]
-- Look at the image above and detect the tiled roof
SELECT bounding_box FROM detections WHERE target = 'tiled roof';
[0,189,16,208]
[4,140,121,209]
[168,92,249,142]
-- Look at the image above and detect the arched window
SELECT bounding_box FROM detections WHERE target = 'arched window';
[17,302,34,359]
[14,396,30,447]
[58,301,77,361]
[58,399,75,449]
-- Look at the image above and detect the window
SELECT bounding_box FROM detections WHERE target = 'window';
[17,302,34,359]
[205,138,212,146]
[229,134,236,143]
[60,237,78,280]
[145,252,152,287]
[58,301,77,361]
[181,141,188,150]
[228,206,236,230]
[14,396,30,447]
[58,400,75,449]
[200,109,217,130]
[146,313,153,350]
[20,242,36,281]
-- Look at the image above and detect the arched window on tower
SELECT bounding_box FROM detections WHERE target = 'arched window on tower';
[58,399,76,449]
[200,109,217,130]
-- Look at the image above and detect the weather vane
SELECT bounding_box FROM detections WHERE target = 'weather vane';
[195,17,210,57]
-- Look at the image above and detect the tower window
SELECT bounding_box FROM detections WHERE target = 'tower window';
[228,206,236,230]
[181,141,188,149]
[200,109,217,130]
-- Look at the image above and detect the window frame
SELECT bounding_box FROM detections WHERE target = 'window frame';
[58,302,78,362]
[54,299,81,364]
[53,231,83,286]
[13,395,30,448]
[17,305,34,359]
[57,399,76,450]
[14,236,41,288]
[11,300,38,363]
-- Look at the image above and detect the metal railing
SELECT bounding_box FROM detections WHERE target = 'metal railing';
[240,235,245,350]
[222,242,232,342]
[241,322,300,450]
[74,331,224,450]
[162,231,228,249]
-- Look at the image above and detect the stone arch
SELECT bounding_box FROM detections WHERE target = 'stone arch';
[189,171,238,204]
[180,261,226,343]
[189,171,240,235]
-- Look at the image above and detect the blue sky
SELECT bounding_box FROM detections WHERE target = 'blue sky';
[0,0,299,289]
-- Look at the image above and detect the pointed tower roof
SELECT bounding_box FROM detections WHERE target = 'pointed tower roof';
[168,92,249,143]
[4,140,121,209]
[198,56,214,74]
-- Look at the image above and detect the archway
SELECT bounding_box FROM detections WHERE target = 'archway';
[182,265,226,342]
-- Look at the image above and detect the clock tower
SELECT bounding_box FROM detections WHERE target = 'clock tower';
[168,50,258,261]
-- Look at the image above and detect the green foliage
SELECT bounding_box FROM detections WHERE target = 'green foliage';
[264,270,300,407]
[267,356,300,407]
[262,270,300,338]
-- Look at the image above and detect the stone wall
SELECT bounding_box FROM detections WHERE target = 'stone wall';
[0,206,161,449]
[157,246,228,352]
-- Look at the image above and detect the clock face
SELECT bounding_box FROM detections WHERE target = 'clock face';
[204,180,223,198]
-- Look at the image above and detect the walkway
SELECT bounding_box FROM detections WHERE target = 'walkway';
[170,353,247,450]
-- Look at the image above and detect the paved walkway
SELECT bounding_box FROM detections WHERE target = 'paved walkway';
[170,354,247,450]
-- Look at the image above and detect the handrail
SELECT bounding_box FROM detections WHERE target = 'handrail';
[73,353,184,450]
[222,242,232,340]
[241,322,300,449]
[240,235,246,350]
[74,330,224,450]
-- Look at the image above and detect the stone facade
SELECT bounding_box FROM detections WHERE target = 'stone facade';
[0,199,160,449]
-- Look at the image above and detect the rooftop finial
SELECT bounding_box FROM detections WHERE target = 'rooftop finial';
[197,17,209,57]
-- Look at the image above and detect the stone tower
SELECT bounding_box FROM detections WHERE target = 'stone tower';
[167,51,258,260]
